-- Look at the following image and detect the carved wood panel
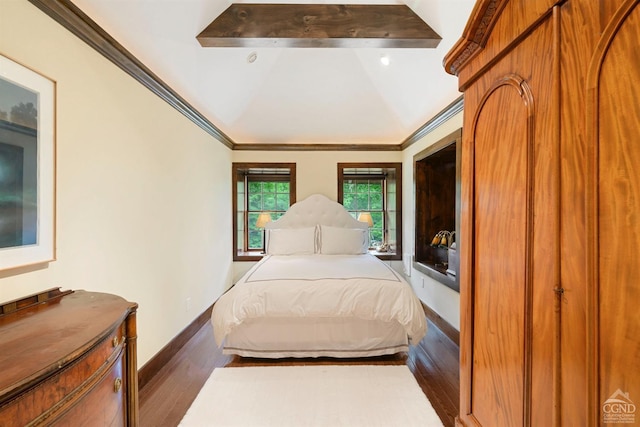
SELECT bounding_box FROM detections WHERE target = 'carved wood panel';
[587,1,640,425]
[470,77,530,427]
[458,14,558,427]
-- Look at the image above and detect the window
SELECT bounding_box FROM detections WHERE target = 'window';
[233,163,296,261]
[342,177,385,244]
[338,163,402,260]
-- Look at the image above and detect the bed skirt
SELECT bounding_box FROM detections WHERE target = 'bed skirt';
[222,316,409,358]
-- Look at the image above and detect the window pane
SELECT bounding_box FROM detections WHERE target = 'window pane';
[263,182,276,192]
[369,182,382,193]
[387,192,396,207]
[344,182,356,193]
[387,180,396,192]
[371,211,383,226]
[370,230,383,246]
[356,193,369,210]
[237,230,244,251]
[276,193,289,211]
[248,193,262,211]
[248,181,261,193]
[370,192,383,210]
[387,227,397,245]
[248,212,260,231]
[276,182,289,192]
[356,182,369,193]
[248,230,263,250]
[343,192,357,210]
[387,213,396,229]
[263,193,276,211]
[237,213,245,231]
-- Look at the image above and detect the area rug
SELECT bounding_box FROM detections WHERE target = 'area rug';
[178,365,443,426]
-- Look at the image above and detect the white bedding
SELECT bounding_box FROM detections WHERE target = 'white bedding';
[212,254,427,347]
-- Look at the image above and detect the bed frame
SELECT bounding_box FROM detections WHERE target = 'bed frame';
[223,194,409,358]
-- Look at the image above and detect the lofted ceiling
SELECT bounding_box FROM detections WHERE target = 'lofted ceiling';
[63,0,475,148]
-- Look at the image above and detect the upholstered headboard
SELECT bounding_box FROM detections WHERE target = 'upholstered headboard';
[265,193,367,230]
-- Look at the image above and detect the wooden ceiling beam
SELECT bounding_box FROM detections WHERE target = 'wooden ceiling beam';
[197,3,441,48]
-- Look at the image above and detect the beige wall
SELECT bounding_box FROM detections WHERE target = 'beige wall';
[402,113,463,330]
[0,1,233,366]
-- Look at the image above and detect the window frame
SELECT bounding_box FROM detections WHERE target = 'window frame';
[232,162,296,261]
[337,163,402,261]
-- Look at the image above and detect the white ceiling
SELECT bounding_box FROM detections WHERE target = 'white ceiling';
[70,0,475,146]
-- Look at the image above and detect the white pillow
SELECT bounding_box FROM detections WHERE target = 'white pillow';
[319,225,368,255]
[266,227,316,255]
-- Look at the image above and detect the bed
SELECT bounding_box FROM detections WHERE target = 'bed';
[212,194,427,358]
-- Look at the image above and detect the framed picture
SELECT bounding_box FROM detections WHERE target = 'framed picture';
[0,54,55,271]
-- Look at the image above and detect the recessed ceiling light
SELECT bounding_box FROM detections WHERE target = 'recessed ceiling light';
[380,54,390,66]
[247,52,258,63]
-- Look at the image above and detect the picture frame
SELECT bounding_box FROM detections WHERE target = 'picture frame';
[0,54,56,271]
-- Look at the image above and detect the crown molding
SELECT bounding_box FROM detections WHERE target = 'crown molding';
[232,143,403,152]
[400,95,464,150]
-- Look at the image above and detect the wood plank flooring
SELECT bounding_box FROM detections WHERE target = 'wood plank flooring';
[139,318,459,426]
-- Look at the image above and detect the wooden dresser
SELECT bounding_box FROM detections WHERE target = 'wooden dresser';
[0,288,138,426]
[445,1,639,426]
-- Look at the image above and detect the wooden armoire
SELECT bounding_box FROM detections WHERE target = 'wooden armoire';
[444,1,639,426]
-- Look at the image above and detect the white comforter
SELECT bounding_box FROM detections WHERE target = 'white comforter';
[212,254,427,346]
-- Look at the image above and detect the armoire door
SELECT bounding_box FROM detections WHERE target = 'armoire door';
[456,9,560,427]
[586,1,640,424]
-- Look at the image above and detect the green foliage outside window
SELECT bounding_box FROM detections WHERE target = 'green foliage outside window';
[342,179,384,246]
[248,181,290,249]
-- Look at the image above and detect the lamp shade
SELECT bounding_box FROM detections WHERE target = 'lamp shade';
[357,212,373,227]
[256,212,272,228]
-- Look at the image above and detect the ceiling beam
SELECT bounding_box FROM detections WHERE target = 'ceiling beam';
[197,4,441,48]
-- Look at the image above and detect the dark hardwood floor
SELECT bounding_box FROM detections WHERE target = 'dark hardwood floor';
[139,318,460,426]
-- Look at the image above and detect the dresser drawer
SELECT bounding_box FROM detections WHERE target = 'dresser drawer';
[52,351,126,427]
[0,323,126,426]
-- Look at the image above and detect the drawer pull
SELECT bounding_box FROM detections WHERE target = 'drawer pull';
[112,336,125,347]
[114,378,122,393]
